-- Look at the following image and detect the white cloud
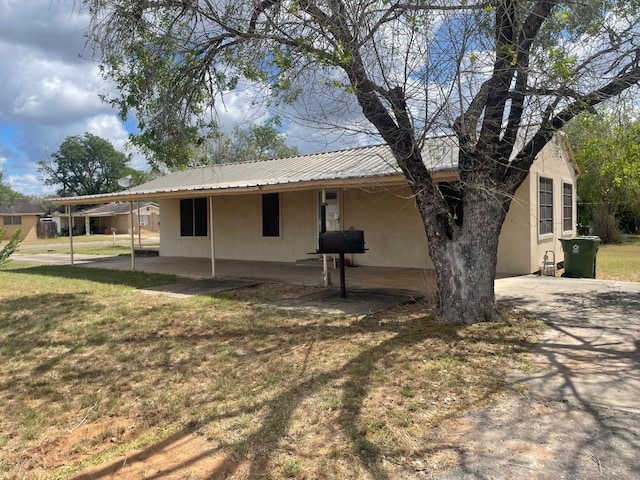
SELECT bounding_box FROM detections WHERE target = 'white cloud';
[7,172,55,197]
[0,0,149,196]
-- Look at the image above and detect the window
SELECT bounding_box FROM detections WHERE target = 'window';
[139,214,150,227]
[262,193,280,237]
[180,198,208,237]
[539,177,553,236]
[3,216,21,226]
[562,183,573,232]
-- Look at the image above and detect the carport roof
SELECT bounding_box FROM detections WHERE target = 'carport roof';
[75,201,159,216]
[51,137,460,205]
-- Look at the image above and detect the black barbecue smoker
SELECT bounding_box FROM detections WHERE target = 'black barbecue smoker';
[314,202,366,298]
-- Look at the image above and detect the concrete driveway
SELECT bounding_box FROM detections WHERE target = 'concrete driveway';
[496,275,640,414]
[433,276,640,480]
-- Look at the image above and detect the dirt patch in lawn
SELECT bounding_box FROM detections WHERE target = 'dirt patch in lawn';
[70,430,246,480]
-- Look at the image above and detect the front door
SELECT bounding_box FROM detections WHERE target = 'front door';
[317,190,341,233]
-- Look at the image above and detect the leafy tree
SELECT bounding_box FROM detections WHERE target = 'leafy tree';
[38,133,133,197]
[231,119,299,163]
[86,1,640,323]
[193,119,299,166]
[563,113,640,242]
[0,170,18,206]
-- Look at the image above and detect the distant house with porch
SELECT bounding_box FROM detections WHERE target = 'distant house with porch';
[51,134,577,275]
[0,198,46,241]
[54,201,160,235]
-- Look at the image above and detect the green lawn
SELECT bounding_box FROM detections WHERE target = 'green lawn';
[0,264,542,479]
[14,234,159,256]
[596,235,640,282]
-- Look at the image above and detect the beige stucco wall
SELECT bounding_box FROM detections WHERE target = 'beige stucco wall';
[160,191,317,261]
[1,215,39,241]
[497,135,577,274]
[341,187,431,269]
[528,135,577,273]
[497,180,532,274]
[158,136,575,275]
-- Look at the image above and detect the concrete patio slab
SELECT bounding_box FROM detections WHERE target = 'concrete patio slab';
[140,278,260,299]
[258,287,423,317]
[12,253,437,297]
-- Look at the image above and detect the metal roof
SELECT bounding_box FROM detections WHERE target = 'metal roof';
[77,201,158,216]
[52,137,460,205]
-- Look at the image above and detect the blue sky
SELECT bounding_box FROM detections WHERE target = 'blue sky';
[0,1,365,197]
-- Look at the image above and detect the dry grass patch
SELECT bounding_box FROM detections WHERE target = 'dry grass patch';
[0,265,543,479]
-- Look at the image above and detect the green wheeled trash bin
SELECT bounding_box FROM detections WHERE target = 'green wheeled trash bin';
[559,236,601,278]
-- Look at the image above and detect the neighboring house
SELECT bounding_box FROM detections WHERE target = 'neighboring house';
[0,198,46,241]
[55,201,160,235]
[52,134,577,275]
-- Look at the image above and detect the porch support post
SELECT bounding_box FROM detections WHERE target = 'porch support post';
[129,201,136,270]
[209,196,216,278]
[137,200,142,249]
[67,204,74,265]
[321,189,330,286]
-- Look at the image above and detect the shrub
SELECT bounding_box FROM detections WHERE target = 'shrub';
[0,228,21,266]
[591,210,622,244]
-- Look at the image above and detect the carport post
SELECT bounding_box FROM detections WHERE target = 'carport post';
[129,201,135,270]
[209,196,216,277]
[67,204,74,265]
[137,200,142,249]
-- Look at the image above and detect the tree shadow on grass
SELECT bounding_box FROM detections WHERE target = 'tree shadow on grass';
[0,278,533,480]
[59,315,522,480]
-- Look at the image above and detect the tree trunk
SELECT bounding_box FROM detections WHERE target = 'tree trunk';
[419,184,510,324]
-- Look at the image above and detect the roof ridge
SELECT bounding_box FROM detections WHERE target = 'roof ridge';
[187,143,389,171]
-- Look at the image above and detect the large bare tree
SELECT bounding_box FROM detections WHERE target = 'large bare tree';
[84,0,640,323]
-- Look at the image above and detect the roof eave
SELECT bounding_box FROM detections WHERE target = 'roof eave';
[49,170,459,206]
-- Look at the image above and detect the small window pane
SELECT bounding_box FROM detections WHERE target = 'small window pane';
[194,198,208,236]
[180,199,194,236]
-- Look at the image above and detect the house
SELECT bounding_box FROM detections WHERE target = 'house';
[55,201,160,235]
[51,134,577,275]
[0,198,46,241]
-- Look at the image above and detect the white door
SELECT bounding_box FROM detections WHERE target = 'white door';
[317,190,341,233]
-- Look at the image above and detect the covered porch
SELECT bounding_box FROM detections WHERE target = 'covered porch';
[16,252,438,298]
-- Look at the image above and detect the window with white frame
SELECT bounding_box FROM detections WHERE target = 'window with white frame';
[180,198,208,237]
[562,183,573,232]
[139,214,150,227]
[539,177,554,236]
